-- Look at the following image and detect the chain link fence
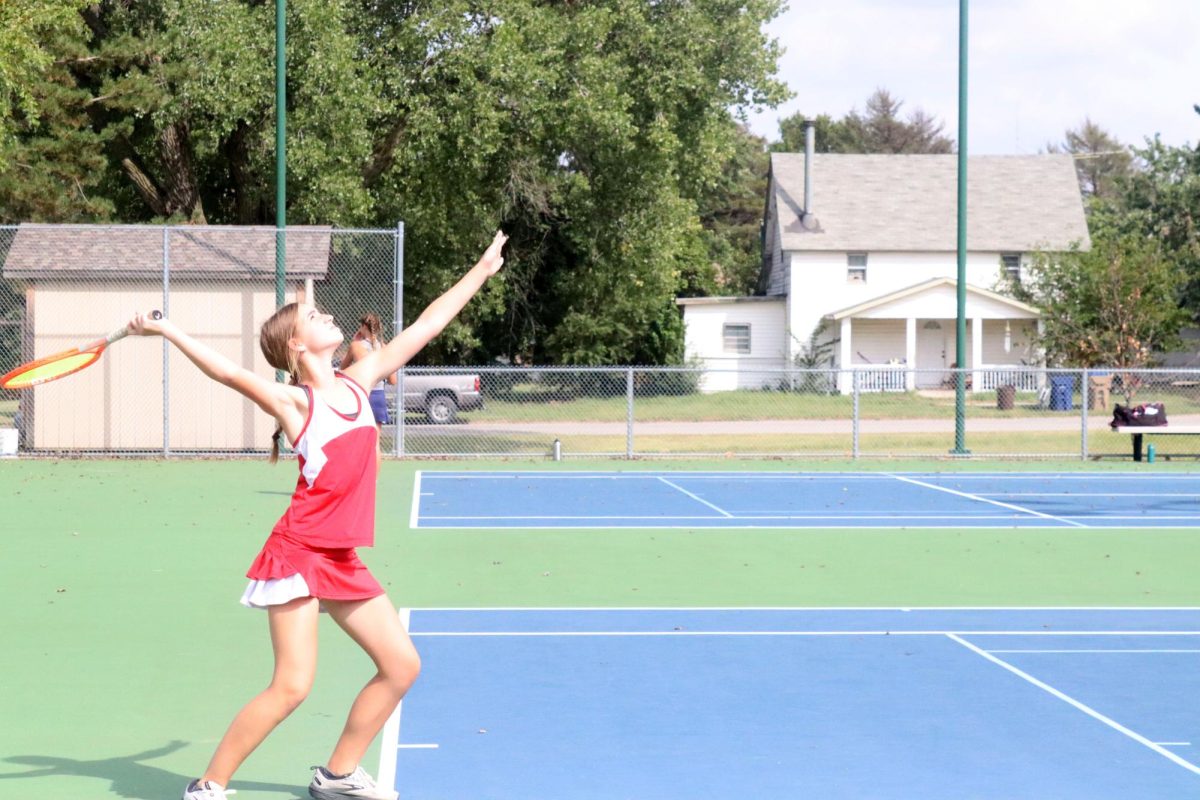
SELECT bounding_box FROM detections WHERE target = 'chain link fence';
[3,224,1200,461]
[0,223,399,455]
[388,366,1200,461]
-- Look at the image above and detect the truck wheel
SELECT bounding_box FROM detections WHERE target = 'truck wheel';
[426,395,458,424]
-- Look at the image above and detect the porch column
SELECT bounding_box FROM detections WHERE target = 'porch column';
[971,317,983,393]
[838,317,852,394]
[905,317,917,390]
[1036,318,1047,390]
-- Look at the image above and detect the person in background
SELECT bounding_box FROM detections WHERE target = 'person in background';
[340,312,396,434]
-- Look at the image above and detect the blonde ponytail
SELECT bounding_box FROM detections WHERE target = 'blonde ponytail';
[259,303,302,463]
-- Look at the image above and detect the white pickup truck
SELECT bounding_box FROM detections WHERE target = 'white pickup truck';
[387,373,484,424]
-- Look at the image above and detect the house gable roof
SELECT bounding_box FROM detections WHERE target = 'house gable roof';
[2,224,333,279]
[768,153,1090,254]
[825,277,1040,321]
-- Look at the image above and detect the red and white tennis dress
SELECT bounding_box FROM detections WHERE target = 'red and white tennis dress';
[241,373,384,609]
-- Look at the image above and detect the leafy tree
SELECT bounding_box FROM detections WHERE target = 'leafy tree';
[0,0,113,221]
[1046,117,1133,202]
[773,88,954,154]
[0,0,89,169]
[366,0,790,364]
[1112,131,1200,321]
[777,113,857,154]
[691,123,770,298]
[0,0,790,367]
[1007,233,1186,370]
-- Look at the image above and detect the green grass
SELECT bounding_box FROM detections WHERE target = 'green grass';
[474,386,1200,423]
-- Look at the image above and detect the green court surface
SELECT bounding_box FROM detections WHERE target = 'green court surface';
[2,458,1200,799]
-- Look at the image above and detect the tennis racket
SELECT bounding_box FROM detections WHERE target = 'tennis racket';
[0,311,163,390]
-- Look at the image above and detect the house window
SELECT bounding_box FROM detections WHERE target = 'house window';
[847,253,868,283]
[722,323,752,354]
[1001,253,1022,281]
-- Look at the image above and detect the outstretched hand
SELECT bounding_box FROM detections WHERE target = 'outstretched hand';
[479,230,508,276]
[127,310,164,336]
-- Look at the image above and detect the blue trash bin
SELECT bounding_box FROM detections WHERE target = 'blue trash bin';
[1049,375,1075,410]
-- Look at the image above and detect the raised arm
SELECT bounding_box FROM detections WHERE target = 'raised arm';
[340,339,369,370]
[127,311,307,434]
[343,230,507,389]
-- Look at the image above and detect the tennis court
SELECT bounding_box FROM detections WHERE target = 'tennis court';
[4,459,1200,800]
[415,470,1200,528]
[386,607,1200,799]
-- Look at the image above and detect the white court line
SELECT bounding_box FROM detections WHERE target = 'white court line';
[989,649,1200,654]
[377,608,411,792]
[981,492,1198,498]
[422,514,726,520]
[1034,516,1200,520]
[418,513,1035,520]
[418,471,1200,480]
[409,472,423,530]
[907,474,1200,480]
[415,523,1144,530]
[720,513,1041,520]
[888,474,1090,528]
[418,473,882,480]
[948,633,1200,776]
[406,605,1200,611]
[1159,742,1193,747]
[447,515,1200,521]
[409,630,1200,638]
[656,477,733,518]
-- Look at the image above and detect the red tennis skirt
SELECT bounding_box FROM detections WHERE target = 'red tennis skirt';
[242,532,383,608]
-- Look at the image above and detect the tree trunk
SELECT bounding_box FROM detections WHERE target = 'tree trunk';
[120,156,168,217]
[222,120,264,223]
[363,117,407,188]
[159,120,206,223]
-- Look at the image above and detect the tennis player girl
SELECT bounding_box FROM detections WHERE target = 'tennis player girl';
[129,230,506,800]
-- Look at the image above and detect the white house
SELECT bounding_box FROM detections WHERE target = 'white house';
[675,295,787,391]
[679,134,1091,393]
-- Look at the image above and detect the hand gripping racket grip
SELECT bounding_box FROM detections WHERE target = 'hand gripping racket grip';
[108,310,164,344]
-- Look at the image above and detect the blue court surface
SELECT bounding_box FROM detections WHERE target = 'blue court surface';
[412,471,1200,529]
[382,608,1200,799]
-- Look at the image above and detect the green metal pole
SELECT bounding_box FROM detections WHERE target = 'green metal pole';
[274,0,286,310]
[952,0,969,454]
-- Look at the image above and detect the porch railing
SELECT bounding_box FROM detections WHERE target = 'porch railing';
[853,365,907,393]
[977,367,1042,392]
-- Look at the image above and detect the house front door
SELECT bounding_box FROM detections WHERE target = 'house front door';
[916,320,947,388]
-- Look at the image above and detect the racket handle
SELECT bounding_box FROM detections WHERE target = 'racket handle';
[107,310,164,344]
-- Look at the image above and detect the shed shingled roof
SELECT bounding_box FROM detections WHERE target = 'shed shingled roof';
[2,224,333,279]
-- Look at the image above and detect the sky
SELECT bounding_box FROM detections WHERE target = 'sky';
[746,0,1200,154]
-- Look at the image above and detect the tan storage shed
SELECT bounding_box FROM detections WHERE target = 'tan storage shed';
[3,224,331,452]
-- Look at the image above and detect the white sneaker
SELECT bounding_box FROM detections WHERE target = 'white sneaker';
[309,765,397,800]
[182,779,236,800]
